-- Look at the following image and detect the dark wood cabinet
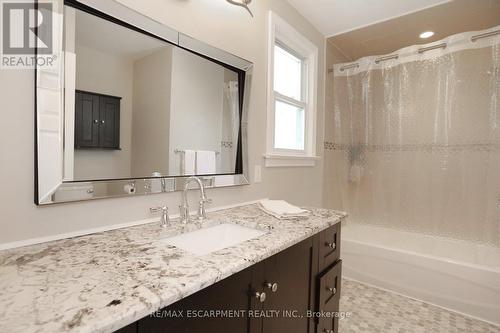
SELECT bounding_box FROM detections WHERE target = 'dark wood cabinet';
[115,322,137,333]
[139,266,254,333]
[259,237,316,333]
[75,91,100,148]
[75,90,121,149]
[122,223,343,333]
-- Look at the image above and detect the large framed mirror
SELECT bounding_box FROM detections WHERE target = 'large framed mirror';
[35,0,252,205]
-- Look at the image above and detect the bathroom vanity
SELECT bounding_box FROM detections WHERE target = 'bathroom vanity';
[137,214,342,333]
[0,204,345,333]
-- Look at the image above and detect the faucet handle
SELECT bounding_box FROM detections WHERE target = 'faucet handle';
[179,204,190,224]
[150,206,167,213]
[198,197,212,220]
[150,206,169,227]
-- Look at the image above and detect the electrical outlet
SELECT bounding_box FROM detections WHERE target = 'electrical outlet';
[254,165,262,183]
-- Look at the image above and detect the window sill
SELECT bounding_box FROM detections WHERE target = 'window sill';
[263,154,320,167]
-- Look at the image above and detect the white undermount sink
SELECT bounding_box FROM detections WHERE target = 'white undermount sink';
[160,223,267,256]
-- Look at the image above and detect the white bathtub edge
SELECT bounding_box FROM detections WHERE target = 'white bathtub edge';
[341,232,500,326]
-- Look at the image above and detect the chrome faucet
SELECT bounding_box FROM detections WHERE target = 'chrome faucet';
[150,205,170,228]
[179,176,212,224]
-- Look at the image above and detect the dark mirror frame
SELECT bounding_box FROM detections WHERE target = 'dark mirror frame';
[35,0,253,205]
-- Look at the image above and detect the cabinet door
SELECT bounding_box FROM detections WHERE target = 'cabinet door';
[138,267,253,333]
[75,91,99,148]
[317,260,342,333]
[260,238,315,333]
[99,96,120,148]
[114,323,137,333]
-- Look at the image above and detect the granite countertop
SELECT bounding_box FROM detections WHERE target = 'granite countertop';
[0,203,346,333]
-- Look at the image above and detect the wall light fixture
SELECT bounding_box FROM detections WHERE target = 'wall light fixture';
[226,0,254,17]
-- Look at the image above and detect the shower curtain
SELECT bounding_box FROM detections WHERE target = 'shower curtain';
[332,26,500,246]
[223,81,240,169]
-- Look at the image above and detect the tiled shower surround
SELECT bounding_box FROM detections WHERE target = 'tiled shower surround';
[339,279,500,333]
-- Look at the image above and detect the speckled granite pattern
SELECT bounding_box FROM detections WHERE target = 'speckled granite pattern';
[339,279,500,333]
[0,204,345,333]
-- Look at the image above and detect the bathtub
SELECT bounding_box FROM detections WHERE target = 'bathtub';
[341,223,500,326]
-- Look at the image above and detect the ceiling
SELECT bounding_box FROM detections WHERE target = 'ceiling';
[327,0,500,62]
[75,9,167,60]
[286,0,451,37]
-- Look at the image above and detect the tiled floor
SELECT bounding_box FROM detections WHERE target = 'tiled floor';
[339,279,500,333]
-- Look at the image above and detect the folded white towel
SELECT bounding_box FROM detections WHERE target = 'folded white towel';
[258,199,310,219]
[182,150,196,175]
[196,150,216,175]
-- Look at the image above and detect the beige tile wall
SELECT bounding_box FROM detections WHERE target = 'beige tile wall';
[323,41,350,209]
[323,45,500,245]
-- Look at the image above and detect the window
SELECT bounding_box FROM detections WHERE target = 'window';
[265,12,318,167]
[274,44,305,151]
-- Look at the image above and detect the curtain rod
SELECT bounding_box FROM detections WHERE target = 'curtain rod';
[374,54,399,64]
[175,149,220,155]
[417,42,447,54]
[471,29,500,42]
[338,63,359,72]
[328,28,500,73]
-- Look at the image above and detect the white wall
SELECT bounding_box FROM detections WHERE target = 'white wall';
[0,0,326,244]
[168,48,224,175]
[73,44,134,180]
[131,47,173,176]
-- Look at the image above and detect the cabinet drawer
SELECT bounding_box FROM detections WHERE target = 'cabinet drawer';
[318,223,341,272]
[317,260,342,333]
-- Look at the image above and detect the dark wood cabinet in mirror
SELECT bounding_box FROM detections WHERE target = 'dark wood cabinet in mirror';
[75,90,121,150]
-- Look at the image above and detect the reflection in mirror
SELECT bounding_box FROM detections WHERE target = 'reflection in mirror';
[63,5,241,182]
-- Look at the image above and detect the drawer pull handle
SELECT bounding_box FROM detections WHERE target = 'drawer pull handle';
[265,282,278,292]
[327,287,337,295]
[325,242,336,250]
[324,329,334,333]
[254,291,266,303]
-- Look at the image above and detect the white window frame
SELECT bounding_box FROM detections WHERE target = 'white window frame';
[265,11,319,167]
